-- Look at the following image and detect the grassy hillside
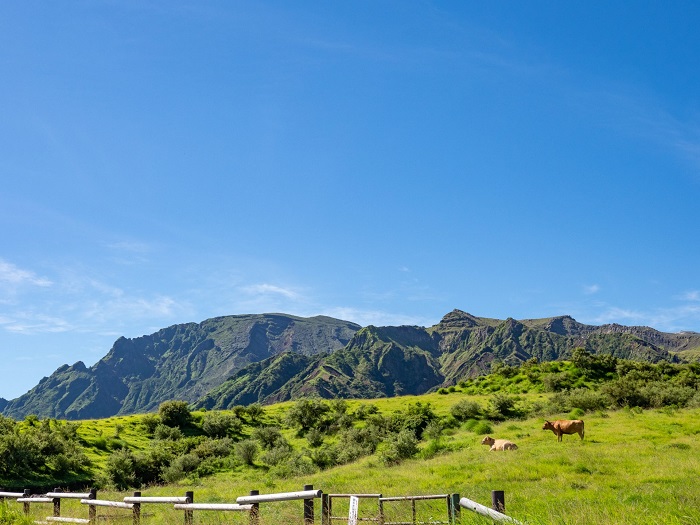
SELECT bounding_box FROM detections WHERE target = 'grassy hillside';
[4,355,700,524]
[8,407,697,525]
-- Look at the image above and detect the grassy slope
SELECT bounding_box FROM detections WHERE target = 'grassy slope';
[59,394,700,525]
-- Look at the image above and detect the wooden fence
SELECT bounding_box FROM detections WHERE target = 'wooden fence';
[0,485,518,524]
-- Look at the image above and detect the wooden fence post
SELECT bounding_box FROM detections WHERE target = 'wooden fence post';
[53,487,62,517]
[248,490,259,525]
[22,489,30,516]
[321,493,330,525]
[89,488,97,523]
[184,491,194,525]
[303,485,314,525]
[377,494,384,525]
[492,491,505,513]
[132,491,141,525]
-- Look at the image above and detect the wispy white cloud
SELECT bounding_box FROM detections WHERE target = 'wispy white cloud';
[583,284,600,295]
[681,290,700,302]
[591,303,700,333]
[322,306,435,328]
[0,259,52,287]
[0,312,72,334]
[241,283,300,300]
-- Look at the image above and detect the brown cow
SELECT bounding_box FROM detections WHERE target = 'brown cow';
[481,436,518,451]
[542,419,584,441]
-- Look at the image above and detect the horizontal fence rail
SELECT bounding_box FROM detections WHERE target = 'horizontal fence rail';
[1,485,521,525]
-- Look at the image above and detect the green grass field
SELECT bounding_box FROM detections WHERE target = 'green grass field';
[5,402,696,525]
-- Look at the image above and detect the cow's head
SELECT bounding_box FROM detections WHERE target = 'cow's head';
[542,420,554,431]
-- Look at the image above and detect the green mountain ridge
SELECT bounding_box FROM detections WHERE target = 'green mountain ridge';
[3,309,698,420]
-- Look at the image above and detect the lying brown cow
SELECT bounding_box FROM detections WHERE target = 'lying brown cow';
[542,419,584,441]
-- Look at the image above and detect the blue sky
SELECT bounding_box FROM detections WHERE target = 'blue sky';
[1,1,699,400]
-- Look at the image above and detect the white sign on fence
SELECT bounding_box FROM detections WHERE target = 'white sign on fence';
[348,496,359,525]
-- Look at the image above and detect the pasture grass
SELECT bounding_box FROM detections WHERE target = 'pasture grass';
[9,398,700,524]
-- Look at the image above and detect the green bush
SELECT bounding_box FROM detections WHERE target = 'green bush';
[153,423,183,441]
[201,412,242,438]
[450,399,482,421]
[487,393,520,420]
[252,426,284,449]
[104,449,137,490]
[379,430,419,465]
[234,439,258,466]
[471,421,493,435]
[158,400,192,428]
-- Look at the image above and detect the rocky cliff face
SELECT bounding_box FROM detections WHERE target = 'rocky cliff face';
[193,310,696,409]
[3,309,698,420]
[1,314,360,420]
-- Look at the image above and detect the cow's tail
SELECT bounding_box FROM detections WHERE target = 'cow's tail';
[581,421,585,440]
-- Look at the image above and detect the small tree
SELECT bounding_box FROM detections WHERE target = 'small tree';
[285,399,329,435]
[105,449,137,490]
[235,439,258,466]
[158,400,192,428]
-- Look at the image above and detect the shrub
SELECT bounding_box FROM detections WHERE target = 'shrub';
[234,439,258,466]
[252,426,284,450]
[193,438,233,459]
[105,449,137,490]
[550,388,609,412]
[246,403,265,425]
[140,414,161,435]
[569,408,585,419]
[379,430,419,466]
[268,452,316,478]
[153,424,183,441]
[470,421,493,435]
[158,400,192,428]
[640,382,696,408]
[450,399,482,421]
[542,372,574,392]
[202,412,242,438]
[261,442,293,466]
[487,393,519,420]
[306,428,325,448]
[285,399,329,434]
[308,444,339,469]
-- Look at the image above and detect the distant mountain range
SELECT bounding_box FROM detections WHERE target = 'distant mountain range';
[2,310,699,420]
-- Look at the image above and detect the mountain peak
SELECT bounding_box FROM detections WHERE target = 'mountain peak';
[438,309,481,328]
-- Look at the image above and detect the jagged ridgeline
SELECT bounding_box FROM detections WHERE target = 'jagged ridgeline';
[2,310,699,420]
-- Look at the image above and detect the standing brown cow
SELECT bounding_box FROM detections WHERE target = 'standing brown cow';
[543,419,584,441]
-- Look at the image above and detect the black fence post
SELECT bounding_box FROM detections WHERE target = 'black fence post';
[492,490,505,513]
[248,490,260,525]
[132,491,141,525]
[321,493,330,525]
[53,487,62,517]
[303,484,314,525]
[378,494,384,525]
[184,491,194,525]
[449,493,461,524]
